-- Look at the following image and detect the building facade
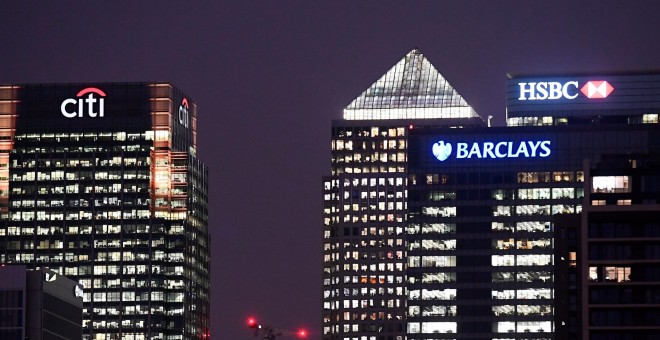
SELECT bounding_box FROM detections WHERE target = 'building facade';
[322,49,660,340]
[0,83,210,340]
[0,265,84,340]
[579,155,660,340]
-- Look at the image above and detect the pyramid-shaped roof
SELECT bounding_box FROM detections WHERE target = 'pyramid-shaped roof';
[343,49,481,120]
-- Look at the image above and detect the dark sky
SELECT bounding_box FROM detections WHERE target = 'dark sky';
[2,1,660,339]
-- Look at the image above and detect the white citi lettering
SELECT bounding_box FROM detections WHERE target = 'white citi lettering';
[61,90,105,118]
[61,99,78,118]
[178,105,189,128]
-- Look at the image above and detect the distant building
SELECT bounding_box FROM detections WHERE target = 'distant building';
[322,49,660,339]
[0,265,83,340]
[0,83,210,340]
[579,154,660,339]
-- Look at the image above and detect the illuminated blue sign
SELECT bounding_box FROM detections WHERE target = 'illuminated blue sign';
[432,140,551,162]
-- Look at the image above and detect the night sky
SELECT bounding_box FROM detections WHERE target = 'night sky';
[2,1,660,339]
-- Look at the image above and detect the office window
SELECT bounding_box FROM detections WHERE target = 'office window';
[592,176,630,193]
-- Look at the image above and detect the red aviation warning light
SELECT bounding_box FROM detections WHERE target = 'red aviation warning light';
[246,315,307,339]
[247,316,258,329]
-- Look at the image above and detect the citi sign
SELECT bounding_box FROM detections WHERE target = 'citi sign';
[518,80,614,100]
[432,140,551,162]
[61,87,106,118]
[178,98,189,128]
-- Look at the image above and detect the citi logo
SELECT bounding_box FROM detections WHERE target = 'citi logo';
[178,98,189,128]
[580,81,614,99]
[61,87,106,118]
[518,80,614,100]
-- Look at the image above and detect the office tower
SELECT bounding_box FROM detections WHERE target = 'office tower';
[0,265,83,340]
[0,83,210,340]
[578,155,660,340]
[322,49,660,340]
[322,49,484,340]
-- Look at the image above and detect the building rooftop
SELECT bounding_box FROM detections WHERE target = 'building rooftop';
[343,48,481,121]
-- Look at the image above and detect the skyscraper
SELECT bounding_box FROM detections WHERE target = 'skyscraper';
[322,49,484,340]
[322,49,660,340]
[0,83,210,340]
[578,154,660,340]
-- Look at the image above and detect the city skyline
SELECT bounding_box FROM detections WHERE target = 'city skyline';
[2,1,660,339]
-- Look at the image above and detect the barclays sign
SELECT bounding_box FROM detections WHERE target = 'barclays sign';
[432,140,551,162]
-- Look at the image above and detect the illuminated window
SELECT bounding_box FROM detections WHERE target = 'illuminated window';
[492,305,514,316]
[592,176,630,193]
[569,252,577,267]
[421,322,456,333]
[492,255,515,266]
[643,113,658,124]
[605,266,631,282]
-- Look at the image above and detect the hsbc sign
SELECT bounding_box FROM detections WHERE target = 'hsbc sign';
[518,80,614,100]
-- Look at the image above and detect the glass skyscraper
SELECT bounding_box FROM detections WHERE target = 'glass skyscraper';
[322,49,660,340]
[0,83,210,340]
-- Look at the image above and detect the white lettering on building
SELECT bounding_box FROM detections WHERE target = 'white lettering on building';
[61,87,106,118]
[518,81,579,100]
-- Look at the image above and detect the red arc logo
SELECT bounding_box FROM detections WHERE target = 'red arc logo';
[580,81,614,99]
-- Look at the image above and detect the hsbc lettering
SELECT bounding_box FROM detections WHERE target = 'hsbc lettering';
[518,81,579,100]
[61,87,106,118]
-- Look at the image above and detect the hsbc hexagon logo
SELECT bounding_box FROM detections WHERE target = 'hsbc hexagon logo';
[518,80,615,100]
[61,87,106,118]
[580,81,614,99]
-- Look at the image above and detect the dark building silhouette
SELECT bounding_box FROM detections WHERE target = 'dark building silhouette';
[0,265,83,340]
[579,155,660,340]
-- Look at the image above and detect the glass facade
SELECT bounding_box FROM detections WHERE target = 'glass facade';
[0,83,210,340]
[324,51,660,340]
[323,125,409,340]
[343,49,480,121]
[579,155,660,340]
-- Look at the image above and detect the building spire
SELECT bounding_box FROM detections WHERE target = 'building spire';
[343,48,481,120]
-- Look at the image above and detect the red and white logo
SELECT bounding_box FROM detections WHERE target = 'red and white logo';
[61,87,106,118]
[580,81,614,99]
[519,80,615,100]
[178,98,189,128]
